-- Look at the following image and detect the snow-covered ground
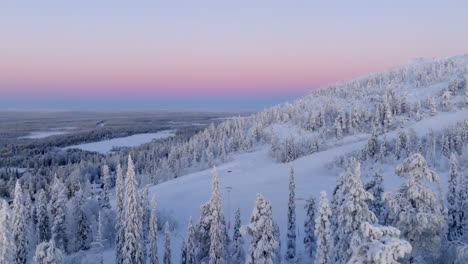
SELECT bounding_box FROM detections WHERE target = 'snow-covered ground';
[19,131,69,139]
[64,130,175,154]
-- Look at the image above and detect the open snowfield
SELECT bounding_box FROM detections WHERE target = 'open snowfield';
[19,131,69,139]
[64,130,175,154]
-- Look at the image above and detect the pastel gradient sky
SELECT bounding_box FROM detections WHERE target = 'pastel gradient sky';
[1,1,468,110]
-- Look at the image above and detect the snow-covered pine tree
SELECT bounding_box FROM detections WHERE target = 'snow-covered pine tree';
[464,88,468,106]
[242,194,279,264]
[33,240,63,264]
[314,191,333,264]
[0,200,14,263]
[303,196,316,259]
[379,136,388,160]
[442,135,451,159]
[101,164,111,209]
[414,101,422,121]
[195,202,212,262]
[334,115,344,139]
[273,221,281,264]
[184,217,196,264]
[140,186,149,263]
[36,189,50,243]
[383,100,393,132]
[386,154,445,262]
[164,222,171,264]
[366,130,379,158]
[447,153,462,241]
[347,222,411,264]
[364,172,385,223]
[230,209,245,264]
[148,198,158,264]
[50,177,68,253]
[209,167,225,264]
[23,191,35,257]
[441,89,452,111]
[123,155,144,264]
[95,210,105,264]
[285,135,297,163]
[429,96,437,116]
[285,166,297,263]
[13,181,28,264]
[334,162,377,264]
[181,240,188,264]
[459,169,468,240]
[115,163,125,264]
[398,130,409,159]
[76,188,90,251]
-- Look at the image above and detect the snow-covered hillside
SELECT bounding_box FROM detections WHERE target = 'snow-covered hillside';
[114,55,468,263]
[5,55,468,264]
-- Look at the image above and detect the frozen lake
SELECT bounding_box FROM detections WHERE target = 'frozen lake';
[64,130,175,154]
[19,131,69,139]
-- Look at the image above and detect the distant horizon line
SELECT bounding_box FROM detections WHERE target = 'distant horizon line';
[0,95,301,111]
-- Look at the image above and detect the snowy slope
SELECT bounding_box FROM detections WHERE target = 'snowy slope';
[97,55,468,263]
[137,110,467,263]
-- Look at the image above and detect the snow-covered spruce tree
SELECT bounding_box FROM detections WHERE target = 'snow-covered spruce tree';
[13,181,28,264]
[164,222,171,264]
[366,130,379,159]
[273,221,282,264]
[140,186,149,262]
[230,209,245,264]
[76,188,91,251]
[397,130,409,159]
[414,101,422,121]
[195,202,212,262]
[447,153,462,241]
[101,164,111,209]
[242,194,279,264]
[429,96,437,116]
[0,200,14,263]
[464,88,468,106]
[285,135,298,163]
[459,170,468,241]
[379,136,388,161]
[36,189,51,243]
[209,167,225,264]
[334,162,377,264]
[148,198,158,264]
[334,115,344,139]
[115,163,125,264]
[331,170,346,238]
[184,217,196,264]
[364,172,386,224]
[383,100,393,132]
[23,191,35,257]
[181,240,188,264]
[385,154,445,262]
[33,240,63,264]
[303,196,316,259]
[285,166,297,263]
[50,177,68,253]
[123,156,144,264]
[347,222,411,264]
[314,191,333,264]
[441,89,452,111]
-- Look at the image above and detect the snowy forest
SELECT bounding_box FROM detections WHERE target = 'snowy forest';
[1,55,468,264]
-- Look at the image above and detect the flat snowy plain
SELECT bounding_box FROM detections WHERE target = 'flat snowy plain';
[64,130,175,154]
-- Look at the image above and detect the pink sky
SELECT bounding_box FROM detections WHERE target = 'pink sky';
[1,1,468,98]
